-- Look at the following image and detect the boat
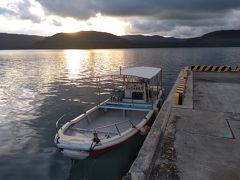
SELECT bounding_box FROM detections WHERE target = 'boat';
[54,66,164,159]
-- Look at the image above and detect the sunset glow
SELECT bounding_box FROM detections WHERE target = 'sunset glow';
[0,0,240,37]
[0,0,129,36]
[56,14,129,35]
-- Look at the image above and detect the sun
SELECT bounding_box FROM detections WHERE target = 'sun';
[56,14,128,35]
[86,13,128,35]
[59,17,86,33]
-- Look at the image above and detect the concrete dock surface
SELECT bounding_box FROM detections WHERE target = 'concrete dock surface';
[125,70,240,180]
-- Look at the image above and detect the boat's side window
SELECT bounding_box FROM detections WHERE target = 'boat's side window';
[132,92,144,100]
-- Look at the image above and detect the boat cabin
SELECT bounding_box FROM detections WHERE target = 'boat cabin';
[99,66,162,112]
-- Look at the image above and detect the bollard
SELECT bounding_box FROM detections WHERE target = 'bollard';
[236,66,240,72]
[174,92,183,105]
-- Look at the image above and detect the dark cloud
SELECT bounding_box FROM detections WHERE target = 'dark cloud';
[3,0,236,37]
[51,19,62,26]
[35,0,240,20]
[0,0,42,23]
[35,0,97,19]
[127,14,239,38]
[16,0,42,23]
[33,0,240,37]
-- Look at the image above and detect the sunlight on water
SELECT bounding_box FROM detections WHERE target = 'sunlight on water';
[64,50,87,79]
[63,49,125,80]
[0,49,132,180]
[0,48,239,179]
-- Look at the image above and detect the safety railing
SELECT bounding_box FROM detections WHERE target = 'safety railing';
[73,118,137,137]
[56,114,68,132]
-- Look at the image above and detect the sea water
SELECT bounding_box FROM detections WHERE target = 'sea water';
[0,48,239,179]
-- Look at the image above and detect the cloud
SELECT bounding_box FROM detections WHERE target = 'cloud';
[126,10,240,38]
[0,0,44,23]
[33,0,240,37]
[1,0,240,37]
[0,7,16,15]
[35,0,240,20]
[35,0,97,20]
[16,0,42,23]
[51,19,62,26]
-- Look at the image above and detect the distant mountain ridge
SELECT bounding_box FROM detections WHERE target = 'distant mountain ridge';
[121,35,185,47]
[184,30,240,47]
[0,30,240,49]
[0,33,44,49]
[33,31,133,49]
[121,35,179,43]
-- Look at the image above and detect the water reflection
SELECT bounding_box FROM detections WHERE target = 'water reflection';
[64,50,87,79]
[68,134,145,180]
[0,48,239,179]
[64,49,126,79]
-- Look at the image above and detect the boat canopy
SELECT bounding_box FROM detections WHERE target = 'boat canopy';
[111,66,161,79]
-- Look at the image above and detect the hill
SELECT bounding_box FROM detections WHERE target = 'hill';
[0,33,44,49]
[32,31,133,49]
[184,30,240,47]
[0,30,240,49]
[122,30,240,47]
[121,35,184,47]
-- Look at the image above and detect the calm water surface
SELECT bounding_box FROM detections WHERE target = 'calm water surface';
[0,48,240,180]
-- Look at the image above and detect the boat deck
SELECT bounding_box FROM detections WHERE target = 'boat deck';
[65,109,148,140]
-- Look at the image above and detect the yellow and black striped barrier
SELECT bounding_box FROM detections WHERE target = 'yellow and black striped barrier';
[174,92,183,105]
[174,69,188,105]
[236,66,240,72]
[191,65,231,72]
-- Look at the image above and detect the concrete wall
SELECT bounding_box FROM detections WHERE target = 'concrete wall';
[124,69,185,180]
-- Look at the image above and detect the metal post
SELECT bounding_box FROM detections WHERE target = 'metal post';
[153,76,155,98]
[147,80,150,103]
[151,79,154,107]
[111,76,113,101]
[115,124,121,136]
[160,70,163,91]
[123,76,125,91]
[98,77,100,105]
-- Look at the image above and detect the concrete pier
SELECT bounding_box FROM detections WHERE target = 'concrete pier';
[125,69,240,180]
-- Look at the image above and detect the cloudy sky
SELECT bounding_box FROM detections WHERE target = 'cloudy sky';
[0,0,240,38]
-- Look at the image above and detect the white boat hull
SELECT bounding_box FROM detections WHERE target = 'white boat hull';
[54,66,163,159]
[55,101,159,159]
